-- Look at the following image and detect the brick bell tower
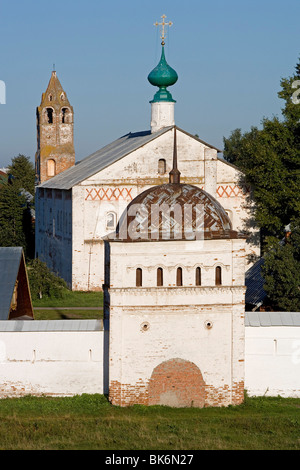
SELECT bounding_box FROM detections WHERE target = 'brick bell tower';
[35,70,75,185]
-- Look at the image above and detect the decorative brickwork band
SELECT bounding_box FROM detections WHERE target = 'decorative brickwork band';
[216,184,250,198]
[85,187,133,201]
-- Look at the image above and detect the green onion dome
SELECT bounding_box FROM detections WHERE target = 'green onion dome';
[148,45,178,102]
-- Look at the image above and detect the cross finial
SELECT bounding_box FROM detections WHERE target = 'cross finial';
[154,14,173,46]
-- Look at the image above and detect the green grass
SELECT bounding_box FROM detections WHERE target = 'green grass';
[33,309,102,320]
[0,394,300,450]
[32,290,103,320]
[32,290,103,308]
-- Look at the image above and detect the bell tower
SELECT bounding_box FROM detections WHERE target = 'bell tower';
[35,70,75,185]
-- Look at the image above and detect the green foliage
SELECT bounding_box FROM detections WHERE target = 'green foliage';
[27,258,67,300]
[0,183,27,249]
[0,154,35,258]
[223,58,300,310]
[7,154,35,196]
[223,128,243,165]
[262,223,300,311]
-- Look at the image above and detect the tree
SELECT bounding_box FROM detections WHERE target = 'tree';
[223,65,300,239]
[223,58,300,310]
[0,184,27,249]
[27,258,67,300]
[7,154,35,196]
[0,154,36,258]
[262,222,300,311]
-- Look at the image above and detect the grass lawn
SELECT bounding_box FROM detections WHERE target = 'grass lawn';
[32,290,103,308]
[0,394,299,450]
[32,290,103,320]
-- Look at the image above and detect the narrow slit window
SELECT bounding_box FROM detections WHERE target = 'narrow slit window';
[157,267,163,287]
[196,267,201,286]
[47,159,56,177]
[176,267,183,286]
[106,212,116,230]
[136,268,142,287]
[158,158,166,175]
[215,266,222,286]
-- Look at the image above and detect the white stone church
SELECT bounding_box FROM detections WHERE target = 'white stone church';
[2,24,299,407]
[35,42,258,292]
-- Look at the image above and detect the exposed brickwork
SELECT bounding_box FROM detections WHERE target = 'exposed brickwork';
[148,358,206,407]
[109,379,149,407]
[35,71,75,185]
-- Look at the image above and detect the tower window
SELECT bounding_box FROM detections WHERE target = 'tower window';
[157,267,163,287]
[47,159,56,177]
[158,158,166,175]
[61,107,71,123]
[176,267,183,286]
[196,267,201,286]
[136,268,142,287]
[48,94,53,101]
[215,266,222,286]
[46,108,53,124]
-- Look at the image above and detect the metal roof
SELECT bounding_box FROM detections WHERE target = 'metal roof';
[0,247,23,320]
[0,319,103,332]
[245,257,267,306]
[38,126,221,190]
[39,127,173,190]
[115,182,242,242]
[245,311,300,327]
[1,315,299,330]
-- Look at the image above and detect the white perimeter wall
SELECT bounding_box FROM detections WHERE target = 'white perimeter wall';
[0,321,107,398]
[245,326,300,398]
[1,321,300,399]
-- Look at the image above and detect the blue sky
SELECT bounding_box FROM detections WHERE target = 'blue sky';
[0,0,299,167]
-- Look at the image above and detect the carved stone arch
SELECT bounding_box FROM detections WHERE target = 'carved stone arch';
[148,358,206,408]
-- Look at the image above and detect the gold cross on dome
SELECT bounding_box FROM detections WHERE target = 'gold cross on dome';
[154,14,173,45]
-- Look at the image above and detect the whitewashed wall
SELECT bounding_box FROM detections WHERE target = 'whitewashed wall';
[1,319,299,400]
[0,320,107,397]
[245,325,300,398]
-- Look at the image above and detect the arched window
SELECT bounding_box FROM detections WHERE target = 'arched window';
[46,108,54,124]
[195,267,201,286]
[157,267,163,287]
[106,212,116,230]
[47,159,56,177]
[136,268,142,287]
[158,159,166,175]
[61,107,71,124]
[176,267,183,286]
[215,266,222,286]
[48,94,53,102]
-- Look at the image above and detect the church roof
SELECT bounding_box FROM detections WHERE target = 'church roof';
[0,247,33,320]
[39,126,221,191]
[112,127,243,242]
[114,182,241,242]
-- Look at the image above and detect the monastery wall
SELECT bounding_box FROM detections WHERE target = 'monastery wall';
[0,320,299,400]
[0,321,106,397]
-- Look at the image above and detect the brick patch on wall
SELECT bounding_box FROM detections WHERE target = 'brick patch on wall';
[148,358,206,408]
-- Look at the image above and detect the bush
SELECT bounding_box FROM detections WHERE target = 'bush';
[27,259,67,300]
